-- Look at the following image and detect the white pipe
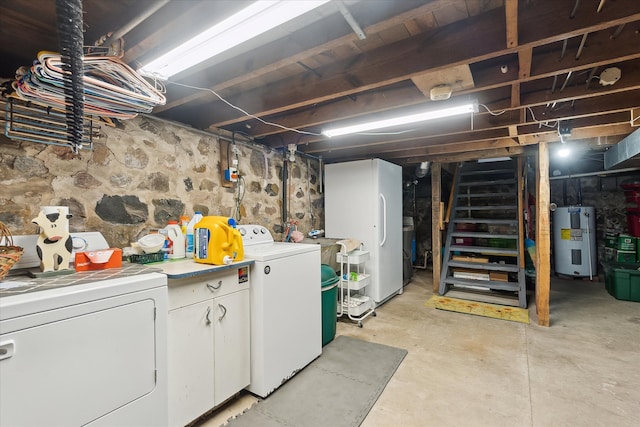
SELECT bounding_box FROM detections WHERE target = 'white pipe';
[584,211,593,280]
[550,167,640,180]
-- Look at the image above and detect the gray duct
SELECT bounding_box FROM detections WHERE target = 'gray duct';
[415,161,431,178]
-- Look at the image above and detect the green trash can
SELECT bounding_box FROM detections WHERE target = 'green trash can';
[321,264,339,346]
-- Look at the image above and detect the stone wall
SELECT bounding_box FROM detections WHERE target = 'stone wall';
[0,115,323,248]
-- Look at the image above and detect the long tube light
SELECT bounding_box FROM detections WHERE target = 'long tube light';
[139,0,330,79]
[322,101,479,138]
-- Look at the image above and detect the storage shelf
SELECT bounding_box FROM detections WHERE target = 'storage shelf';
[339,273,371,290]
[338,296,373,317]
[336,250,369,264]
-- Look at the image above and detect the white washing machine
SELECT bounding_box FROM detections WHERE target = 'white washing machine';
[239,224,321,398]
[0,235,168,427]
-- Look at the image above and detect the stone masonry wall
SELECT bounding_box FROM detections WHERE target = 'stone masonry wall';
[0,115,323,249]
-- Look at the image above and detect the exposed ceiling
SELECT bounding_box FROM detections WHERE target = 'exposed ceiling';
[2,0,640,167]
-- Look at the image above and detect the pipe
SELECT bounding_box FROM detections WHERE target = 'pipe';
[413,250,432,270]
[97,0,170,46]
[575,33,589,60]
[282,158,288,224]
[570,0,580,18]
[560,71,573,92]
[318,155,323,194]
[576,178,583,205]
[550,167,640,180]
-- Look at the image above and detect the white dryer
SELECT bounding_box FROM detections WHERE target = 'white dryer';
[239,224,321,398]
[0,258,168,426]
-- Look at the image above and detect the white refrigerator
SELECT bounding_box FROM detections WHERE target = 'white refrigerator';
[324,158,403,304]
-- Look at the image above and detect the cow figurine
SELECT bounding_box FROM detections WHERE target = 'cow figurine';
[32,209,73,272]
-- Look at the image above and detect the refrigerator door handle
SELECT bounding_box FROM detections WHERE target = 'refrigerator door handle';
[379,193,387,246]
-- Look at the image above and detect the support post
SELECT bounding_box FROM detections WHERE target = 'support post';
[536,143,550,326]
[431,162,442,292]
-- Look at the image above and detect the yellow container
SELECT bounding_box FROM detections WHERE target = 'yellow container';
[194,216,244,265]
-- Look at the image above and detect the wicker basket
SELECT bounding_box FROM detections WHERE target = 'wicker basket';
[0,221,24,280]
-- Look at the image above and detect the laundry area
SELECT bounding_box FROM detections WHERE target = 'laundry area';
[1,1,640,427]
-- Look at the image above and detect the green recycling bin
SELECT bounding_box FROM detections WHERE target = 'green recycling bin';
[321,264,339,346]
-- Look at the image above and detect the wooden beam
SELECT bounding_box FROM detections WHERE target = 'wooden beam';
[275,81,640,148]
[518,47,533,79]
[511,82,521,108]
[535,141,550,326]
[431,162,442,293]
[153,0,461,113]
[174,2,640,129]
[398,146,529,165]
[254,42,640,141]
[505,0,519,49]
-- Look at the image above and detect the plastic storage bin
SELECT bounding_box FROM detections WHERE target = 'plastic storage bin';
[320,264,339,346]
[602,262,640,302]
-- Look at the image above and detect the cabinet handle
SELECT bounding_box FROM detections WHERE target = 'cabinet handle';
[0,341,15,361]
[205,306,212,325]
[218,304,227,321]
[206,280,222,292]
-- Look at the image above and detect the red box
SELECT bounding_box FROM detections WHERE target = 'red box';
[626,208,640,238]
[624,190,640,206]
[75,248,123,271]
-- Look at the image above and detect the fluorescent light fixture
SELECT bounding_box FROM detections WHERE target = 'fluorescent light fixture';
[322,102,478,138]
[478,157,512,163]
[139,0,330,79]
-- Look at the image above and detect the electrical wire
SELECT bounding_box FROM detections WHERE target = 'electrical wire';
[167,80,322,136]
[527,106,558,128]
[480,103,507,116]
[234,175,246,222]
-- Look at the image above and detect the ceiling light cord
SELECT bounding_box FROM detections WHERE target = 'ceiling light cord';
[167,80,321,136]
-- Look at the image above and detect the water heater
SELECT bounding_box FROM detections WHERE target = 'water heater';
[553,206,597,277]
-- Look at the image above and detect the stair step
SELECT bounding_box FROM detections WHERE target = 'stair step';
[443,277,520,292]
[450,245,518,255]
[456,192,516,199]
[447,260,520,272]
[453,218,518,225]
[451,232,517,239]
[460,169,515,176]
[459,179,517,187]
[455,205,517,211]
[443,289,520,307]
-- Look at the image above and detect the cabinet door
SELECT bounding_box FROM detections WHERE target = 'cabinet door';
[168,300,215,427]
[213,289,250,406]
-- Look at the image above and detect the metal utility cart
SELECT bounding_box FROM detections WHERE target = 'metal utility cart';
[336,243,376,327]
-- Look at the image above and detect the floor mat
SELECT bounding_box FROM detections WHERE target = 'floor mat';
[226,335,407,427]
[425,295,530,324]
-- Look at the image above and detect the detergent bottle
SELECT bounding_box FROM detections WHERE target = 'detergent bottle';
[194,216,244,265]
[185,212,203,258]
[166,220,186,259]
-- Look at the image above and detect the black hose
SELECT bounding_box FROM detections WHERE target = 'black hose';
[55,0,84,154]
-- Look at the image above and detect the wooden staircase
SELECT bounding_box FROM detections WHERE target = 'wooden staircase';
[438,158,527,308]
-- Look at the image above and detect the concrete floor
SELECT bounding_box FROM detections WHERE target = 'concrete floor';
[198,269,640,427]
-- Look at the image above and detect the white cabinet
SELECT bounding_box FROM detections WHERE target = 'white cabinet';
[167,268,250,427]
[336,249,376,327]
